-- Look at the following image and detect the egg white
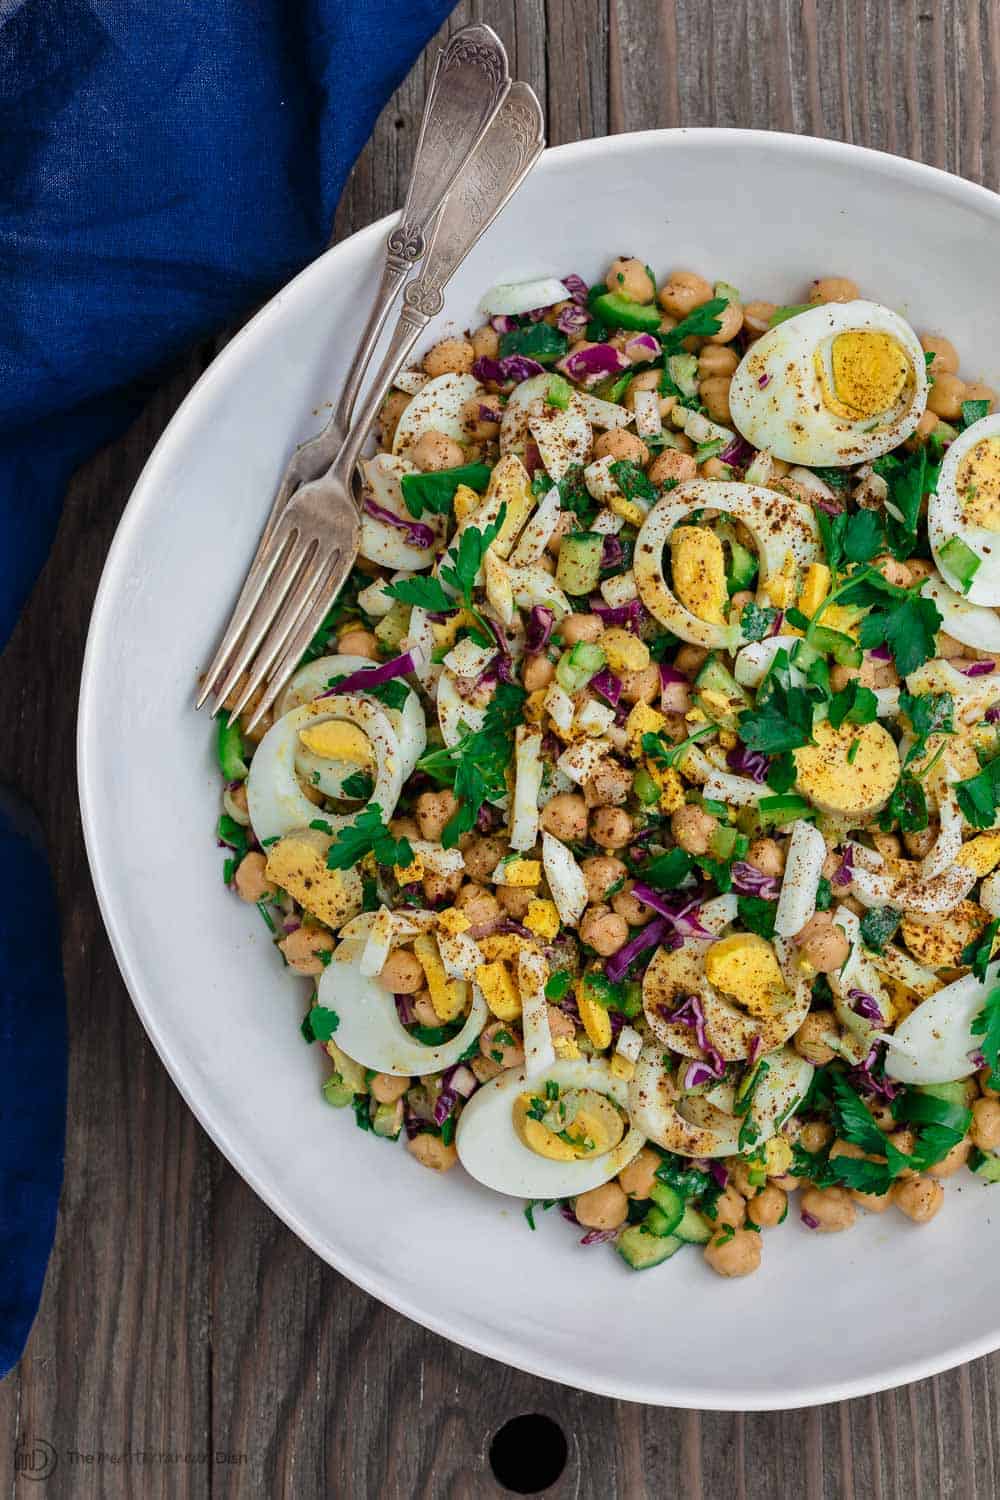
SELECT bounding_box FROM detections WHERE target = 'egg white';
[929,412,1000,605]
[729,300,927,466]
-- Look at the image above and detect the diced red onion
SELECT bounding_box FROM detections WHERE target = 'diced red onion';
[472,355,504,384]
[812,493,844,517]
[961,660,996,677]
[556,303,590,337]
[801,1210,820,1230]
[969,1048,987,1069]
[622,332,661,363]
[768,610,785,637]
[504,355,546,384]
[523,440,544,475]
[320,650,416,697]
[479,403,502,423]
[476,802,501,833]
[730,861,780,900]
[282,917,301,934]
[363,498,435,549]
[395,993,415,1025]
[589,595,647,633]
[433,1088,458,1126]
[659,664,687,688]
[579,1227,619,1246]
[526,605,555,654]
[562,273,588,305]
[867,644,891,661]
[832,846,854,887]
[490,314,519,333]
[442,1063,478,1098]
[988,706,1000,724]
[720,435,755,468]
[559,1203,579,1224]
[590,668,622,707]
[848,988,883,1022]
[557,343,631,383]
[601,535,625,569]
[758,373,771,389]
[849,1042,901,1102]
[709,1161,729,1190]
[726,745,769,783]
[747,1035,763,1068]
[525,306,549,322]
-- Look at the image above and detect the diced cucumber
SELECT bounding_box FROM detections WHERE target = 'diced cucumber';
[971,1149,1000,1183]
[710,825,746,862]
[667,353,699,398]
[374,600,411,650]
[556,533,605,596]
[939,534,981,594]
[674,1205,713,1244]
[648,1181,685,1235]
[717,525,758,593]
[217,718,248,781]
[918,1082,970,1107]
[321,1077,354,1108]
[555,641,606,694]
[590,291,661,332]
[372,1100,404,1138]
[616,1225,684,1270]
[694,652,753,731]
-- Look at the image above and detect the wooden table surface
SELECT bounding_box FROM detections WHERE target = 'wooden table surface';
[4,2,1000,1495]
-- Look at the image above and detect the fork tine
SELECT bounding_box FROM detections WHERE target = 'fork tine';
[226,544,339,727]
[243,547,352,734]
[210,529,314,717]
[197,523,303,709]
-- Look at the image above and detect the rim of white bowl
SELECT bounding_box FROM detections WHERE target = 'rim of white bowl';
[78,128,1000,1410]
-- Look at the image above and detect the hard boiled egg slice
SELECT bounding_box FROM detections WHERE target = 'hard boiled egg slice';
[319,913,488,1077]
[633,481,820,648]
[921,571,1000,651]
[929,412,1000,604]
[885,963,1000,1084]
[360,454,447,571]
[392,372,482,456]
[456,1056,644,1199]
[729,300,927,465]
[278,654,427,788]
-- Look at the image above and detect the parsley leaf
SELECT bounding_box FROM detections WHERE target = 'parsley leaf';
[961,920,999,984]
[972,987,1000,1087]
[844,508,886,563]
[301,1004,339,1043]
[737,895,777,940]
[324,804,414,870]
[962,398,991,429]
[879,773,929,834]
[899,689,955,768]
[658,297,728,353]
[858,590,942,676]
[827,678,878,730]
[440,508,507,607]
[400,462,492,518]
[340,770,374,801]
[955,752,1000,830]
[859,905,901,952]
[638,847,695,890]
[738,657,816,754]
[740,601,780,642]
[609,459,657,503]
[417,681,526,847]
[385,573,453,613]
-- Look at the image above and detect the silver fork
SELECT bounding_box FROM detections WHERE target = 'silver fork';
[196,23,510,711]
[213,82,545,734]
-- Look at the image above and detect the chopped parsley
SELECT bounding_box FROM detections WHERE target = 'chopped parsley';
[544,969,573,1001]
[955,751,1000,830]
[300,1004,339,1043]
[827,677,878,730]
[739,601,780,642]
[323,804,414,871]
[658,297,728,353]
[737,895,777,940]
[340,770,375,801]
[859,905,901,952]
[400,462,492,518]
[961,398,991,429]
[972,985,1000,1087]
[417,680,526,846]
[609,459,657,504]
[386,507,507,617]
[963,921,1000,984]
[737,653,816,754]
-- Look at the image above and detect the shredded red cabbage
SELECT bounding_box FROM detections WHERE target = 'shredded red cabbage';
[605,915,679,983]
[801,1210,820,1230]
[320,650,415,697]
[556,303,589,336]
[490,313,519,333]
[848,988,882,1023]
[476,802,501,833]
[832,846,854,887]
[630,884,715,938]
[562,273,588,304]
[867,644,891,661]
[730,861,780,900]
[579,1227,619,1246]
[812,493,845,517]
[849,1042,901,1102]
[709,1161,730,1190]
[601,535,625,569]
[726,745,769,783]
[590,668,622,707]
[479,402,502,423]
[768,610,785,636]
[622,332,660,363]
[961,660,996,677]
[363,498,435,549]
[472,353,546,385]
[720,435,754,468]
[747,1035,763,1067]
[526,605,555,654]
[757,373,771,389]
[683,1059,724,1089]
[668,993,725,1075]
[988,706,1000,724]
[433,1087,458,1126]
[589,595,646,633]
[394,993,414,1025]
[557,343,630,383]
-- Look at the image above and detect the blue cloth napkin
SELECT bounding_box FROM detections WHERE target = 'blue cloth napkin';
[0,0,452,1378]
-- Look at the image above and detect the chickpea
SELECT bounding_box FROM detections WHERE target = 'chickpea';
[927,371,967,421]
[422,336,475,378]
[800,1120,833,1153]
[519,653,552,693]
[887,1128,918,1178]
[461,395,500,442]
[747,1184,787,1229]
[471,1054,502,1084]
[972,1097,1000,1150]
[795,911,850,973]
[377,948,424,995]
[698,375,733,426]
[580,904,630,956]
[471,323,500,360]
[480,1020,524,1069]
[620,663,660,705]
[590,806,634,850]
[743,300,777,339]
[670,803,717,856]
[713,1184,748,1229]
[560,613,603,646]
[964,381,998,412]
[455,883,501,929]
[726,1160,758,1198]
[903,825,936,859]
[744,839,781,878]
[234,851,276,904]
[873,553,913,590]
[605,256,655,303]
[337,626,379,659]
[794,1011,838,1066]
[422,868,462,905]
[575,1180,629,1230]
[415,789,461,842]
[892,1175,944,1223]
[593,428,650,466]
[412,990,439,1028]
[704,1226,762,1277]
[547,1004,576,1041]
[379,390,410,447]
[618,1146,661,1198]
[408,1132,458,1171]
[809,276,860,304]
[980,1067,1000,1100]
[904,409,941,451]
[673,644,709,679]
[851,1185,893,1214]
[370,1072,410,1105]
[585,760,633,808]
[705,299,744,344]
[409,429,466,472]
[905,557,935,583]
[463,835,508,883]
[539,793,588,843]
[624,369,675,418]
[612,882,654,927]
[927,1137,972,1179]
[698,344,739,379]
[581,855,627,906]
[648,448,698,487]
[279,925,334,976]
[920,333,959,376]
[497,885,534,919]
[800,1185,856,1232]
[871,830,901,860]
[389,816,420,843]
[659,269,713,321]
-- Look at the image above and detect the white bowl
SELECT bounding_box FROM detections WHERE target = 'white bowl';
[79,129,1000,1410]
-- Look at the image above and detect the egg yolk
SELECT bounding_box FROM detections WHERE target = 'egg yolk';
[957,437,1000,530]
[298,720,373,764]
[513,1088,625,1161]
[814,330,910,420]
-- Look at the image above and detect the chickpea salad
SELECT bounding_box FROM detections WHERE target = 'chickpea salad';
[217,258,1000,1280]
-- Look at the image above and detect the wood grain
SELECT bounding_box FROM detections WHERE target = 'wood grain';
[3,2,1000,1496]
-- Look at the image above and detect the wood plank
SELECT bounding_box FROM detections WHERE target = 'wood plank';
[3,4,1000,1498]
